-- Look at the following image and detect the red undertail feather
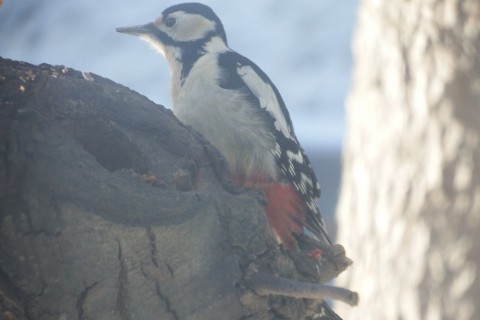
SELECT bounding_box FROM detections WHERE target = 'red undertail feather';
[263,183,305,249]
[233,175,305,249]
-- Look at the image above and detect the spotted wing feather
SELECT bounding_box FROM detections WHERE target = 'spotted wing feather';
[217,51,331,245]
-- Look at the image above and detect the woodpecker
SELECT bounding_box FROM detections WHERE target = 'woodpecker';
[117,2,333,264]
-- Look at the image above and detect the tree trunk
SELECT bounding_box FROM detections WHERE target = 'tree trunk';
[0,58,353,320]
[336,0,480,319]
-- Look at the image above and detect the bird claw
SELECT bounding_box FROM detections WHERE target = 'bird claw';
[288,235,353,282]
[318,244,353,283]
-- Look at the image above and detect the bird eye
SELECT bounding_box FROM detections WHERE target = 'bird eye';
[164,17,176,27]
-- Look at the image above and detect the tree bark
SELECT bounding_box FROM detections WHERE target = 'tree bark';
[0,58,354,320]
[0,58,262,320]
[336,1,480,319]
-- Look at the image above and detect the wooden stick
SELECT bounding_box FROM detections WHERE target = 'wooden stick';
[245,272,359,306]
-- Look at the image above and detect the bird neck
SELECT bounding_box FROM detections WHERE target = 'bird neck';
[166,36,230,85]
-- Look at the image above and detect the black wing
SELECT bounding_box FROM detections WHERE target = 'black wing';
[217,51,331,245]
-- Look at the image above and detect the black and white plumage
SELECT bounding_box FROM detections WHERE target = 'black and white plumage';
[117,2,332,258]
[116,3,348,318]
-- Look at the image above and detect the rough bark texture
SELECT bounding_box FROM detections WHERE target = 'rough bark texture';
[0,58,334,320]
[336,1,480,319]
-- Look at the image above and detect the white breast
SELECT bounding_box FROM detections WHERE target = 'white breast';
[171,51,278,181]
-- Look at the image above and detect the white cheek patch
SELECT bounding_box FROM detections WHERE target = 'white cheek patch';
[172,13,216,42]
[237,65,293,140]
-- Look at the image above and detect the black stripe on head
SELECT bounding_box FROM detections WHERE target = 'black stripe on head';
[162,2,227,44]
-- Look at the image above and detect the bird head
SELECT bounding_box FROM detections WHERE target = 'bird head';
[116,2,227,59]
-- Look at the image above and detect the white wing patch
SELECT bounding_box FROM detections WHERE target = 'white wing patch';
[273,142,282,157]
[236,64,293,140]
[286,149,304,164]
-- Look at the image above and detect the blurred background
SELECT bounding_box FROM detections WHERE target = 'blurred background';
[0,0,358,235]
[3,2,480,319]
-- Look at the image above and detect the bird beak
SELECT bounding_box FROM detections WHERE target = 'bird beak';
[116,22,156,36]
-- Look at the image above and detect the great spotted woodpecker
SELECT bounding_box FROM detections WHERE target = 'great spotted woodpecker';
[116,0,348,284]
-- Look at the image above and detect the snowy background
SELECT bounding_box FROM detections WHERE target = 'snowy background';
[0,1,357,233]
